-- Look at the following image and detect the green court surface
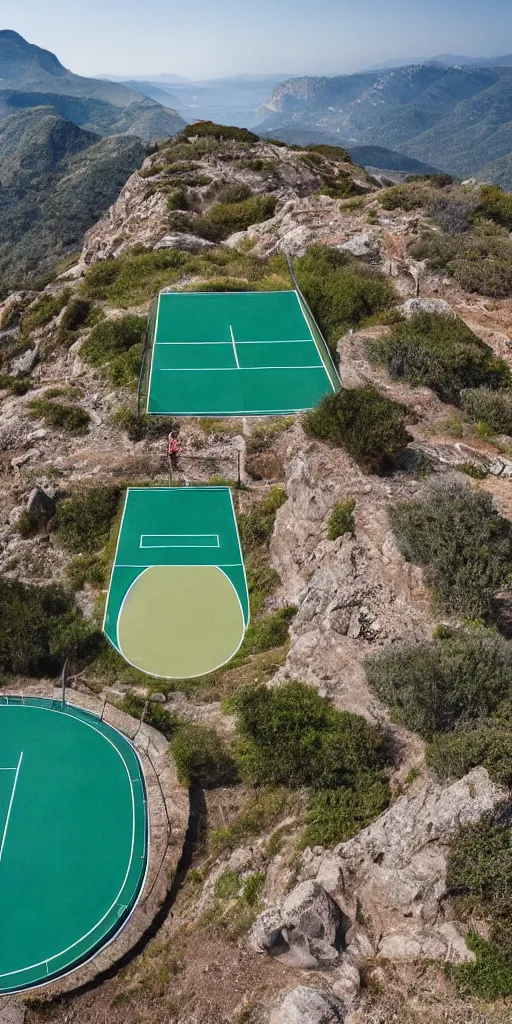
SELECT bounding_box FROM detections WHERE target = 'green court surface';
[104,487,249,679]
[145,290,339,416]
[0,698,147,994]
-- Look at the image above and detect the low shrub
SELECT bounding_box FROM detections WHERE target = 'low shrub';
[232,681,387,790]
[374,312,510,403]
[304,387,412,474]
[21,289,71,334]
[208,787,295,856]
[183,121,259,144]
[241,606,296,657]
[214,869,240,899]
[456,462,487,479]
[307,143,353,163]
[477,184,512,232]
[28,397,90,434]
[410,227,512,299]
[57,298,92,337]
[446,811,512,996]
[378,183,432,210]
[111,407,178,442]
[68,554,106,591]
[80,315,146,389]
[194,195,278,242]
[295,245,397,348]
[365,627,512,738]
[170,722,238,787]
[246,417,294,455]
[461,387,512,436]
[53,486,121,554]
[427,727,512,788]
[430,198,474,235]
[120,693,179,740]
[167,186,188,212]
[303,776,390,847]
[328,499,356,540]
[238,486,286,551]
[389,480,512,619]
[449,933,512,1000]
[216,183,253,204]
[0,579,98,676]
[0,374,31,395]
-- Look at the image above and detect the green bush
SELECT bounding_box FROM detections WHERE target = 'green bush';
[307,144,353,163]
[456,462,487,479]
[170,722,238,787]
[111,406,178,442]
[303,776,390,847]
[449,933,512,1000]
[214,869,240,899]
[374,312,510,403]
[68,553,106,591]
[28,397,90,435]
[241,606,296,656]
[232,681,387,790]
[295,245,397,348]
[208,787,295,856]
[238,487,287,551]
[120,693,179,740]
[304,387,412,474]
[477,185,512,231]
[0,374,31,396]
[80,315,147,366]
[57,298,92,337]
[167,186,188,212]
[389,480,512,619]
[216,183,253,204]
[447,811,512,994]
[410,227,512,299]
[183,121,259,144]
[21,290,70,334]
[365,627,512,738]
[53,486,121,554]
[328,499,356,540]
[461,387,512,435]
[194,195,278,242]
[427,727,512,788]
[378,184,432,211]
[0,579,98,676]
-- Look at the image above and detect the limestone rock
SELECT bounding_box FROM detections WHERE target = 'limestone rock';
[250,880,346,967]
[9,345,38,377]
[269,986,346,1024]
[489,457,512,478]
[27,487,56,520]
[0,1000,25,1024]
[153,233,215,253]
[399,298,454,318]
[336,233,380,260]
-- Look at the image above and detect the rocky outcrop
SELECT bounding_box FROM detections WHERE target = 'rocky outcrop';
[250,880,347,967]
[269,986,347,1024]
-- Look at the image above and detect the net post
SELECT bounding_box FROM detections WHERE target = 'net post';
[60,658,68,706]
[237,451,241,489]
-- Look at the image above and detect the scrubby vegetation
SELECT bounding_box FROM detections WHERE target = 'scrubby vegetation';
[232,681,387,789]
[373,312,510,403]
[182,121,259,144]
[447,811,512,998]
[327,499,356,540]
[81,247,290,308]
[366,627,512,738]
[304,386,412,474]
[53,485,121,554]
[410,224,512,298]
[304,776,390,847]
[28,394,90,434]
[0,579,98,676]
[295,245,397,349]
[461,387,512,436]
[389,480,512,620]
[194,195,278,243]
[170,722,238,787]
[428,726,512,789]
[21,289,70,334]
[79,314,147,388]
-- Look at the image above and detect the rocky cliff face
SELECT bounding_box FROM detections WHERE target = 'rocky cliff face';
[1,129,511,1024]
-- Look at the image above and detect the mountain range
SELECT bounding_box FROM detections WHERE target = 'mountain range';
[257,63,512,185]
[0,30,187,291]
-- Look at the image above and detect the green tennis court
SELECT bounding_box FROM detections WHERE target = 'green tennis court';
[0,697,147,994]
[145,290,339,416]
[104,487,249,679]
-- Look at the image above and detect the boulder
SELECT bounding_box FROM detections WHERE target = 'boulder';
[250,881,346,967]
[269,986,346,1024]
[153,233,215,253]
[336,233,380,260]
[489,457,512,478]
[399,298,454,318]
[27,487,56,520]
[9,345,39,377]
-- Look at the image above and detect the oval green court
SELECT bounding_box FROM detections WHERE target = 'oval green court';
[117,564,245,679]
[0,698,147,994]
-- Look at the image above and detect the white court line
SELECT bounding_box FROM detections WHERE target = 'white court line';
[140,533,220,549]
[155,339,315,346]
[0,751,23,863]
[114,561,243,568]
[159,365,324,372]
[229,325,240,369]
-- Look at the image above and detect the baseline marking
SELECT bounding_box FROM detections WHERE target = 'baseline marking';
[159,365,324,372]
[155,339,314,346]
[0,751,23,864]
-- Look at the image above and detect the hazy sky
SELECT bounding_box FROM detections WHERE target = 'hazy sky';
[3,0,512,79]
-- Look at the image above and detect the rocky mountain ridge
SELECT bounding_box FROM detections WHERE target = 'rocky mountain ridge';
[0,126,511,1023]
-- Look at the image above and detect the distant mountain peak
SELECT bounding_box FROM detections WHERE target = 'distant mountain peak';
[0,28,66,75]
